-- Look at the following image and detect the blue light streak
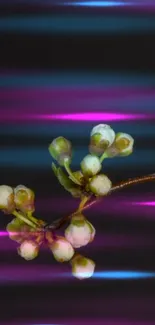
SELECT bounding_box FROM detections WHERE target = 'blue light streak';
[92,271,155,279]
[64,1,129,7]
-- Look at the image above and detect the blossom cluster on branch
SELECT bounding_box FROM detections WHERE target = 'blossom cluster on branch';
[0,123,141,280]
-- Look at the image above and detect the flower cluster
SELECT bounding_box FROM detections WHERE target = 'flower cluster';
[0,184,35,214]
[0,124,134,280]
[49,124,134,198]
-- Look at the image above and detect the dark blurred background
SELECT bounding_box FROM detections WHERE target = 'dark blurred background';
[0,1,155,325]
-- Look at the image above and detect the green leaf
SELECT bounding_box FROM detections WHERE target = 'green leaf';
[51,162,58,177]
[57,167,75,190]
[56,167,82,197]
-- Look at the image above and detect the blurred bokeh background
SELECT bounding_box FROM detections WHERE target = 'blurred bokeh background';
[0,0,155,324]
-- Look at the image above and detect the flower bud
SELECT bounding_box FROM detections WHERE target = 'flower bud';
[49,136,72,166]
[114,133,134,156]
[71,255,95,280]
[18,240,39,260]
[89,124,115,156]
[0,185,15,213]
[80,155,102,177]
[6,218,30,243]
[106,132,134,158]
[65,214,95,248]
[14,185,35,213]
[49,236,74,262]
[89,174,112,196]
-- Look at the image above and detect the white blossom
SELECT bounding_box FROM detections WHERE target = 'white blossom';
[89,174,112,196]
[65,215,95,248]
[18,240,39,260]
[90,124,115,147]
[50,237,74,262]
[80,154,101,177]
[71,255,95,280]
[0,185,13,209]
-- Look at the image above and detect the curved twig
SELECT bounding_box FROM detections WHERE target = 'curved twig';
[49,173,155,230]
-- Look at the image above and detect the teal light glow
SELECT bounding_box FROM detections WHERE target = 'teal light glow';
[64,1,128,6]
[1,73,155,87]
[92,271,155,279]
[0,16,155,34]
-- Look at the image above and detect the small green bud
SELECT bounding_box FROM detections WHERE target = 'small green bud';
[80,154,102,177]
[49,136,72,166]
[114,133,134,156]
[14,185,35,213]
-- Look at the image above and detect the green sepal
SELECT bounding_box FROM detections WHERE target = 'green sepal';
[57,167,74,189]
[52,162,83,197]
[69,187,82,198]
[57,168,82,197]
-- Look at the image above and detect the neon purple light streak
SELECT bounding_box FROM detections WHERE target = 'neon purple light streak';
[0,231,9,237]
[1,86,155,100]
[133,201,155,206]
[1,233,154,249]
[37,112,147,121]
[0,112,149,122]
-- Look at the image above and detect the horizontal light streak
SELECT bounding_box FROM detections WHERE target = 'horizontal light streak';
[64,1,130,6]
[1,86,155,100]
[2,0,155,8]
[1,232,155,249]
[93,271,155,279]
[1,73,155,87]
[133,201,155,206]
[0,265,154,283]
[39,112,147,121]
[0,148,154,168]
[0,112,151,122]
[0,16,155,33]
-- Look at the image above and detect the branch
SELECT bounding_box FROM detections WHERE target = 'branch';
[49,173,155,230]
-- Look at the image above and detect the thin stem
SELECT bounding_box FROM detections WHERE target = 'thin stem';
[77,195,91,212]
[27,211,41,226]
[64,161,82,185]
[99,152,108,163]
[13,210,38,229]
[82,174,155,212]
[111,174,155,193]
[52,173,155,230]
